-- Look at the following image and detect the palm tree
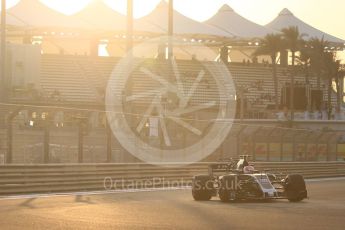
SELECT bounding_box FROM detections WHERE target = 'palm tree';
[297,41,312,83]
[253,33,284,110]
[281,26,304,120]
[335,63,345,114]
[296,41,312,110]
[305,38,330,118]
[323,53,344,119]
[308,37,329,89]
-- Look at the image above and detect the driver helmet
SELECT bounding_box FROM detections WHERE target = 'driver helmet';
[243,165,255,174]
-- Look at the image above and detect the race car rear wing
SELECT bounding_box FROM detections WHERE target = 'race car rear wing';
[208,163,235,176]
[208,155,252,176]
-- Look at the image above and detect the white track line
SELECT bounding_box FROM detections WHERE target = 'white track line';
[0,186,192,201]
[305,177,345,182]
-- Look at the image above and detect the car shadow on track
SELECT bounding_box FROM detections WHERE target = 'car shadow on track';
[19,198,37,209]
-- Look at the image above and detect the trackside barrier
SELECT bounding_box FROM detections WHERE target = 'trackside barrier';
[0,162,345,195]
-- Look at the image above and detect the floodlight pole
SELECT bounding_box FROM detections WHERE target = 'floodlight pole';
[1,0,6,102]
[126,0,133,54]
[6,107,23,164]
[78,121,84,163]
[106,121,112,163]
[43,120,50,163]
[168,0,173,59]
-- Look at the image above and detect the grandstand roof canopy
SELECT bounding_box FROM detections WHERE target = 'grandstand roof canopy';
[135,1,233,38]
[266,8,345,44]
[6,0,86,29]
[70,0,126,32]
[205,4,275,39]
[2,1,344,44]
[0,13,22,28]
[69,1,164,35]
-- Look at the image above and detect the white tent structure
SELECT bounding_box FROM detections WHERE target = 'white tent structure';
[0,11,24,27]
[71,0,126,32]
[71,0,159,35]
[135,1,232,38]
[6,0,86,29]
[205,4,275,39]
[266,8,345,44]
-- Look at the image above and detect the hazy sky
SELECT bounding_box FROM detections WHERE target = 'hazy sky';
[2,0,345,41]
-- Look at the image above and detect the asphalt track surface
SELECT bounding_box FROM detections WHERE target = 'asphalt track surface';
[0,179,344,230]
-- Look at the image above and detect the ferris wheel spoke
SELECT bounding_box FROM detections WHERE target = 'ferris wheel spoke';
[159,116,171,147]
[179,70,205,108]
[136,96,159,133]
[126,89,162,102]
[169,117,202,136]
[126,63,220,147]
[156,104,171,147]
[172,58,185,97]
[168,101,216,116]
[140,67,180,95]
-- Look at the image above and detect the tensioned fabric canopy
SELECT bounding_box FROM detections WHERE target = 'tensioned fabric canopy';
[6,0,86,29]
[3,0,232,38]
[205,4,275,39]
[266,8,344,44]
[0,13,23,28]
[2,1,344,44]
[71,0,159,34]
[70,0,126,31]
[134,1,233,38]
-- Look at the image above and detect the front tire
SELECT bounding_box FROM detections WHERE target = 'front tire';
[219,188,229,202]
[284,174,307,202]
[219,188,237,202]
[218,175,238,202]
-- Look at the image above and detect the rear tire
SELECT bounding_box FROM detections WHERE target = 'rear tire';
[192,175,213,201]
[192,189,212,201]
[284,174,307,202]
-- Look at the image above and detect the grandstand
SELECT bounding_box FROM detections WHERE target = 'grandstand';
[1,54,343,164]
[23,54,334,115]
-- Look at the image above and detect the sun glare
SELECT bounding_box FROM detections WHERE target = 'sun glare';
[103,0,225,20]
[1,0,226,21]
[103,0,161,18]
[1,0,20,9]
[1,0,271,22]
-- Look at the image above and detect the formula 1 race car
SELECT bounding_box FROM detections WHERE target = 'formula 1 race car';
[192,156,308,202]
